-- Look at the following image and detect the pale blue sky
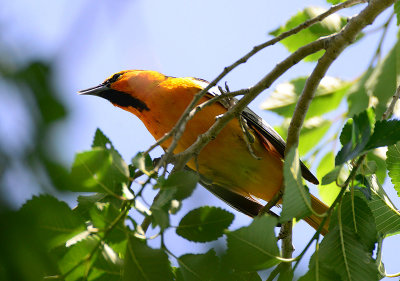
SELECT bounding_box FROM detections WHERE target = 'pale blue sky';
[1,0,399,278]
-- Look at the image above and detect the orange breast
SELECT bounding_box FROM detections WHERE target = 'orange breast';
[131,80,284,202]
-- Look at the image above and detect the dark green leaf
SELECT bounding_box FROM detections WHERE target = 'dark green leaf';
[150,188,176,230]
[387,142,400,196]
[225,216,279,271]
[318,152,342,205]
[281,148,311,222]
[321,166,342,186]
[270,7,347,61]
[303,226,378,281]
[123,236,173,281]
[366,120,400,150]
[159,170,199,201]
[92,128,118,154]
[335,108,375,165]
[132,152,153,175]
[176,206,234,242]
[330,192,377,252]
[177,250,219,281]
[68,148,129,194]
[0,211,58,281]
[261,77,350,119]
[75,193,107,221]
[19,195,85,249]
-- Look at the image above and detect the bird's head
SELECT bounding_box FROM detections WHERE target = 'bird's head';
[79,70,168,113]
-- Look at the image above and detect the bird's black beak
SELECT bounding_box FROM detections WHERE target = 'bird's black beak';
[78,84,108,96]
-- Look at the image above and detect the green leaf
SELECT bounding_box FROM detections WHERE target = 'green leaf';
[68,148,129,194]
[335,108,375,165]
[177,250,219,281]
[132,152,153,175]
[318,152,342,205]
[365,40,399,119]
[225,216,279,271]
[75,193,107,221]
[326,0,346,3]
[395,0,400,25]
[281,148,311,222]
[176,206,234,242]
[387,142,400,196]
[92,128,120,155]
[261,76,350,119]
[58,238,99,281]
[150,188,176,230]
[366,120,400,150]
[365,175,400,235]
[19,195,85,249]
[275,117,331,156]
[304,226,378,281]
[123,236,173,281]
[159,170,199,201]
[366,150,387,184]
[270,7,347,61]
[330,192,377,252]
[347,69,373,117]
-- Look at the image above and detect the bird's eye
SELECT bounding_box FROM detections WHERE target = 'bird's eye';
[103,73,122,86]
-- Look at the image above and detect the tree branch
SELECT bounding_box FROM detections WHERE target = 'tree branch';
[146,0,366,169]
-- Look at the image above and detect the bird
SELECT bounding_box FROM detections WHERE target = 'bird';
[79,70,329,234]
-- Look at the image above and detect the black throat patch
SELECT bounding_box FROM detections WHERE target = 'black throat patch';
[99,88,150,112]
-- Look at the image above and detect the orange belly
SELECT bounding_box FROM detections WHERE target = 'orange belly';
[138,94,283,202]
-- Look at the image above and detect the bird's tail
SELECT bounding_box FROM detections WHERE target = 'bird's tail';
[303,195,330,235]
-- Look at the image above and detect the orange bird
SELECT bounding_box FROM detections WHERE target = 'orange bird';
[80,70,329,234]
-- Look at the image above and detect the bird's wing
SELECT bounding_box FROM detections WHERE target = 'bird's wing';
[189,77,319,185]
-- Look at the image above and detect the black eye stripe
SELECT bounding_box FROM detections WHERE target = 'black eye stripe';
[103,73,122,85]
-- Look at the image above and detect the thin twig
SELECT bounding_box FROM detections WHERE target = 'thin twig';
[147,0,365,168]
[382,84,400,120]
[293,155,366,271]
[172,38,327,171]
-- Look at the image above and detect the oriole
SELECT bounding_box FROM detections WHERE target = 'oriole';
[80,70,329,234]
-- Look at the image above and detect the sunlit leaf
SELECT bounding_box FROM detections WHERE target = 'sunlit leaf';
[261,76,350,120]
[59,238,99,281]
[176,207,234,242]
[132,152,153,175]
[270,7,347,61]
[225,216,279,271]
[68,148,129,194]
[317,152,342,205]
